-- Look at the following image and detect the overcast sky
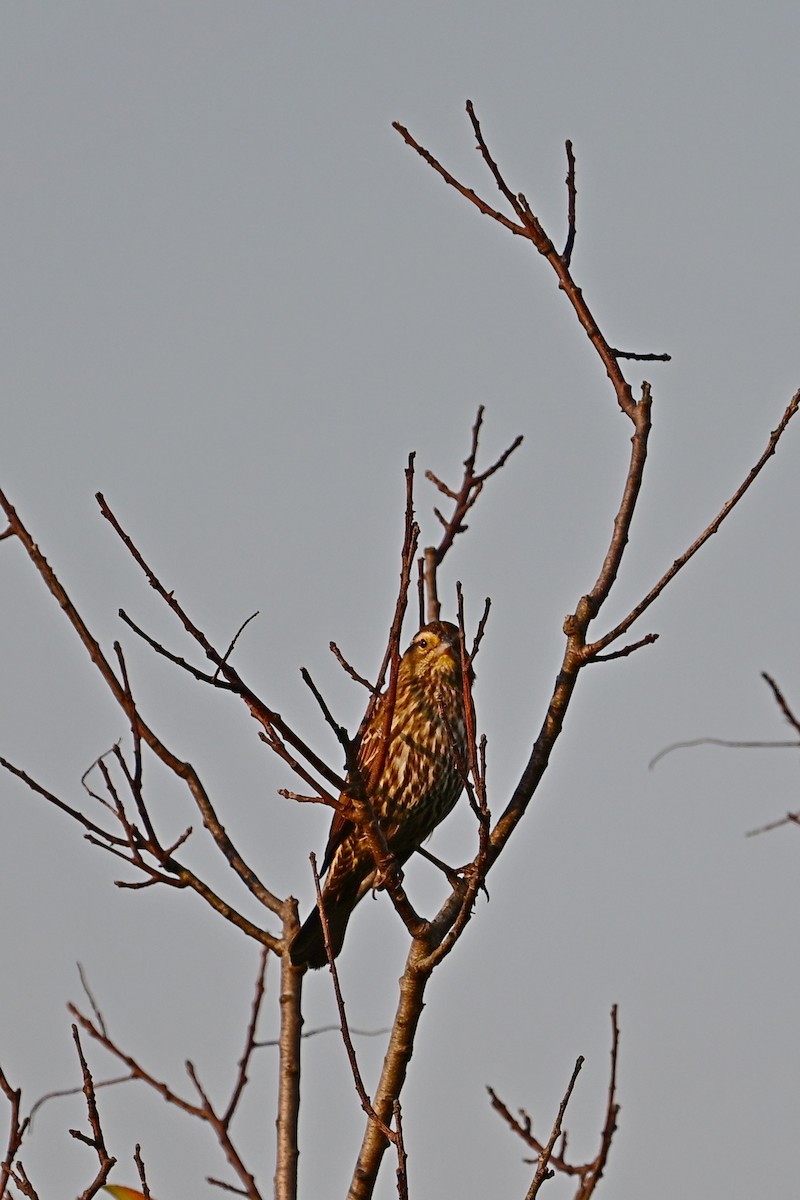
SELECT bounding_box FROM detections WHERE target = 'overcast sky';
[2,4,800,1198]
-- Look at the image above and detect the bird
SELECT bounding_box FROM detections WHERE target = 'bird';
[290,621,469,969]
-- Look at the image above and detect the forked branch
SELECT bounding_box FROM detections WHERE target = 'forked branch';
[488,1006,620,1200]
[67,955,273,1200]
[421,406,522,623]
[0,1066,29,1199]
[394,104,669,421]
[348,105,799,1199]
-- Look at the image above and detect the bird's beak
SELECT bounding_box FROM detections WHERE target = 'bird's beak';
[438,634,460,665]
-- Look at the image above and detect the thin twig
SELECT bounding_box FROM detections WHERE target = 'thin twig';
[185,1061,261,1200]
[420,407,521,623]
[310,855,396,1143]
[69,1005,206,1121]
[562,139,576,267]
[223,949,269,1126]
[214,612,260,681]
[256,1024,388,1048]
[588,389,800,655]
[393,1100,409,1200]
[578,1005,621,1200]
[208,1179,248,1195]
[525,1056,584,1199]
[466,98,527,221]
[134,1143,152,1199]
[470,597,492,661]
[608,346,671,362]
[488,1006,620,1199]
[329,642,377,693]
[747,812,800,837]
[0,489,287,927]
[0,755,127,846]
[99,493,348,799]
[28,1074,134,1124]
[395,106,641,418]
[277,788,347,813]
[591,632,659,662]
[0,1065,29,1198]
[762,672,800,735]
[77,965,108,1039]
[9,1159,39,1199]
[69,992,266,1200]
[70,1026,116,1197]
[300,667,351,756]
[649,735,799,771]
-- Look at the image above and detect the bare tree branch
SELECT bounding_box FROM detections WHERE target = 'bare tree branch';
[587,389,800,657]
[395,106,647,418]
[488,1006,620,1200]
[311,855,396,1145]
[649,735,799,771]
[134,1143,153,1199]
[70,1026,116,1198]
[762,672,800,736]
[68,955,275,1200]
[96,492,349,800]
[525,1056,584,1199]
[421,406,522,622]
[275,932,303,1200]
[0,1066,29,1199]
[562,139,577,267]
[214,612,260,680]
[747,812,800,837]
[343,104,799,1196]
[329,642,378,693]
[1,95,796,1200]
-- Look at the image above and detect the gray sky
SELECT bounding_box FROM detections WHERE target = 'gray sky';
[2,3,799,1198]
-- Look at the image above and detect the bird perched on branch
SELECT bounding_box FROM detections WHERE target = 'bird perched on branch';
[290,621,469,969]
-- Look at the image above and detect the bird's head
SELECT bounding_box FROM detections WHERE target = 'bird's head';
[403,621,463,684]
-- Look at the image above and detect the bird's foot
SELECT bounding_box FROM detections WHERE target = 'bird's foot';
[371,859,404,897]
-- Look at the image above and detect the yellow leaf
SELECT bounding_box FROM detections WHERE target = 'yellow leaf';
[104,1187,149,1200]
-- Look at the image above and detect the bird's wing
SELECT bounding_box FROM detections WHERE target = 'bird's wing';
[320,691,388,874]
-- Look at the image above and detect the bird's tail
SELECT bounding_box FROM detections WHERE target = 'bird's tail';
[289,884,360,970]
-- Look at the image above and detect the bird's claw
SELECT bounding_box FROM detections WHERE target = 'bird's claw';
[455,862,490,903]
[371,859,404,897]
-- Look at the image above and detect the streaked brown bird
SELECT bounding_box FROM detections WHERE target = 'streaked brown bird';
[290,621,469,969]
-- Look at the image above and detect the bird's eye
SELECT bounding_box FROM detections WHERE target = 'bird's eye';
[416,638,428,649]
